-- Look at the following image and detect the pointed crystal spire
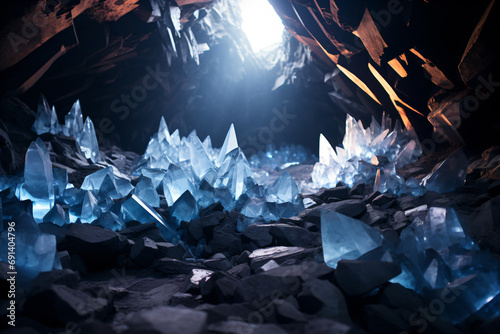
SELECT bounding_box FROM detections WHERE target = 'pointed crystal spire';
[63,99,84,137]
[217,124,238,166]
[158,116,171,144]
[189,136,215,181]
[49,106,60,135]
[33,94,55,135]
[319,134,337,166]
[77,117,99,163]
[19,139,54,221]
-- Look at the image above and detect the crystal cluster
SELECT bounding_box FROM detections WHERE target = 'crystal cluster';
[322,208,500,323]
[134,118,304,227]
[312,114,468,195]
[33,95,99,163]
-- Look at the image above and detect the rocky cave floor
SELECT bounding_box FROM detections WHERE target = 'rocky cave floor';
[1,105,500,334]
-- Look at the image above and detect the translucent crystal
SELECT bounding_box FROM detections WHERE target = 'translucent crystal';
[19,139,54,221]
[80,191,101,223]
[216,148,253,199]
[171,191,198,223]
[189,136,216,181]
[421,149,468,193]
[77,117,99,163]
[49,106,60,135]
[321,210,383,268]
[134,176,160,208]
[97,211,125,231]
[33,94,53,135]
[141,168,166,188]
[52,167,68,198]
[63,99,84,137]
[158,116,171,144]
[217,124,238,166]
[267,171,300,205]
[162,164,195,206]
[42,204,69,226]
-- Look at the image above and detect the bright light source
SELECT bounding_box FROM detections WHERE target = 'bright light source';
[240,0,284,53]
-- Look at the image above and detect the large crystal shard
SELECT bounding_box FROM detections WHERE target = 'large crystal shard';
[319,133,337,166]
[171,191,198,223]
[321,210,383,268]
[141,168,166,189]
[49,106,60,135]
[19,139,54,221]
[134,176,160,208]
[421,149,468,193]
[81,167,113,191]
[217,123,238,166]
[196,179,215,208]
[77,117,99,163]
[33,94,53,135]
[63,99,84,137]
[162,164,195,206]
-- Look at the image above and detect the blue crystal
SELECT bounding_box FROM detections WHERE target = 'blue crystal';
[141,168,166,189]
[267,171,301,205]
[162,164,195,206]
[80,191,101,223]
[321,210,383,268]
[33,94,53,135]
[52,167,68,198]
[19,139,54,221]
[217,124,239,167]
[63,99,84,137]
[77,117,99,163]
[421,149,468,193]
[42,204,69,226]
[134,176,160,208]
[171,191,198,223]
[97,211,125,231]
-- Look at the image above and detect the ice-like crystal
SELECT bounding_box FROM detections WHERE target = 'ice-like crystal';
[33,95,53,135]
[97,211,125,231]
[162,164,195,206]
[189,136,216,182]
[158,116,171,144]
[171,191,198,223]
[141,168,166,189]
[217,123,238,166]
[216,148,253,199]
[267,171,300,205]
[19,139,54,221]
[80,191,101,223]
[49,106,60,135]
[63,99,84,137]
[134,176,160,208]
[312,114,423,194]
[421,149,468,193]
[422,207,476,251]
[321,210,383,268]
[42,204,69,226]
[77,117,99,163]
[52,167,68,198]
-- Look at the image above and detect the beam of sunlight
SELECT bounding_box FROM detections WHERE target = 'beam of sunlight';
[240,0,284,52]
